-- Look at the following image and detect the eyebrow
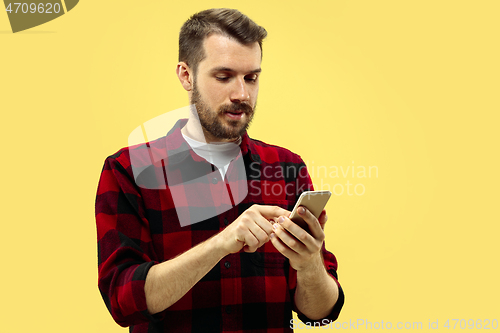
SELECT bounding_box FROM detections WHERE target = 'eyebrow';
[210,66,262,74]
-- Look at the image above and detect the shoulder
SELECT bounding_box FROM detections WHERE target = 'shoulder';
[103,136,166,175]
[247,137,305,165]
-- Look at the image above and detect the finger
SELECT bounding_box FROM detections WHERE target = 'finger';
[270,232,300,261]
[318,209,327,223]
[272,220,308,254]
[242,232,260,253]
[275,216,316,250]
[242,212,275,248]
[253,204,291,220]
[297,206,325,241]
[252,212,275,236]
[318,209,328,228]
[248,219,271,244]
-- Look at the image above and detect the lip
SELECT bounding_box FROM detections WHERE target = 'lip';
[224,111,245,119]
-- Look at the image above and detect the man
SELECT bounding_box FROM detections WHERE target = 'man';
[96,8,344,332]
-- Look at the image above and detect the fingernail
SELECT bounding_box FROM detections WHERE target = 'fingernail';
[270,233,275,238]
[278,216,285,224]
[299,207,305,215]
[273,223,278,230]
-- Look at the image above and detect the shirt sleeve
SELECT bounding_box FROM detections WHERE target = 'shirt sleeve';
[95,150,164,327]
[289,159,345,325]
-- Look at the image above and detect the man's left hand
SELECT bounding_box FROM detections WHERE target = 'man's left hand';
[270,207,327,271]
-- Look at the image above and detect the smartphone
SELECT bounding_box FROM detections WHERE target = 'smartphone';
[289,190,332,231]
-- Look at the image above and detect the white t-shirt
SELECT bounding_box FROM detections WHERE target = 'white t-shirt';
[182,133,241,179]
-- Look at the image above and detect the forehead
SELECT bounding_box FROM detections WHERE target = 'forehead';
[198,34,262,73]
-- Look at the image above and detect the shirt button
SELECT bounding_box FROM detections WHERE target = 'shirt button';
[224,218,229,226]
[224,261,231,269]
[225,305,232,314]
[212,177,218,184]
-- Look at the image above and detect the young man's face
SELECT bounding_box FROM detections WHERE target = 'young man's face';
[191,34,262,141]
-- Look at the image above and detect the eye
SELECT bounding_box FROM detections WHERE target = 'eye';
[216,76,230,82]
[245,75,258,82]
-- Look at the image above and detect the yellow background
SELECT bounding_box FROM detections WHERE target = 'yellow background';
[1,0,499,331]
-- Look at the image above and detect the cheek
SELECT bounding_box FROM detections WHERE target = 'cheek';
[199,81,226,104]
[251,86,259,104]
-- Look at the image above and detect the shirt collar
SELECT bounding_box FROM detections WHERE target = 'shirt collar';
[160,118,261,165]
[240,131,261,164]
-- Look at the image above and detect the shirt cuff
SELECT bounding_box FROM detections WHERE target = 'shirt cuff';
[131,261,167,324]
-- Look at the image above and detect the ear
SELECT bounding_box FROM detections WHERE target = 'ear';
[176,62,193,91]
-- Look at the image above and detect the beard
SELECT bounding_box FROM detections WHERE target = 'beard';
[191,81,255,140]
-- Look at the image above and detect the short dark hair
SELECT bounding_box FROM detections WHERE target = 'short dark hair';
[179,8,267,75]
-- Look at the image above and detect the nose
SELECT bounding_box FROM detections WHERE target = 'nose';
[230,77,250,103]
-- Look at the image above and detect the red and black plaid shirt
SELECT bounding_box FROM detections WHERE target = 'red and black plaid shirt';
[96,119,344,332]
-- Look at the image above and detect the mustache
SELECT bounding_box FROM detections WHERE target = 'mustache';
[219,102,253,114]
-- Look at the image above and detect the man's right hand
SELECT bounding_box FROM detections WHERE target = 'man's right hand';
[214,205,290,254]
